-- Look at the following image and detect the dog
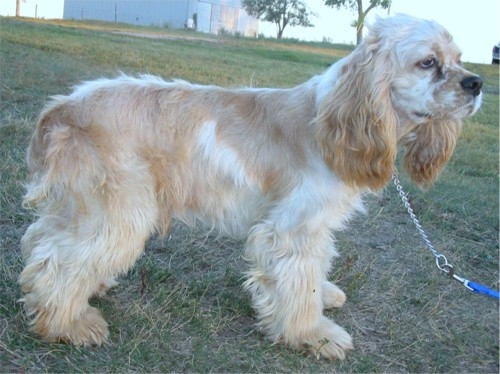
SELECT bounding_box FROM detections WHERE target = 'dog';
[19,14,482,360]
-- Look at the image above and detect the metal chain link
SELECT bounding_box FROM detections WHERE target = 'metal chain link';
[392,173,500,298]
[391,173,452,274]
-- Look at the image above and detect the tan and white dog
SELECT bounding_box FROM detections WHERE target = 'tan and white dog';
[20,14,482,359]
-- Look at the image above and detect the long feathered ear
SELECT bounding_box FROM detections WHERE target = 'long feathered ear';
[315,35,398,191]
[402,118,462,187]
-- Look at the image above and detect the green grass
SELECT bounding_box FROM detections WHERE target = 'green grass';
[1,16,498,373]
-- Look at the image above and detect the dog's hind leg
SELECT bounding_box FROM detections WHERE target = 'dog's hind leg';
[20,177,158,345]
[19,120,159,345]
[244,223,353,360]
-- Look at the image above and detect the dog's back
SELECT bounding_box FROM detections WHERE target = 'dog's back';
[25,75,324,234]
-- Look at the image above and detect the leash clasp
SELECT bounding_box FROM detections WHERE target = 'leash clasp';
[441,264,473,291]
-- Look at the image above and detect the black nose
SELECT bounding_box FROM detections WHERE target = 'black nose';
[461,76,483,97]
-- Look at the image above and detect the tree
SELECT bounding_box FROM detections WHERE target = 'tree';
[242,0,316,39]
[325,0,392,45]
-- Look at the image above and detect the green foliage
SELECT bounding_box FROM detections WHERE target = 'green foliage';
[324,0,392,44]
[325,0,391,11]
[242,0,316,38]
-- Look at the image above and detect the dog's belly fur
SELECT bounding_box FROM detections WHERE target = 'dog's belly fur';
[173,181,268,238]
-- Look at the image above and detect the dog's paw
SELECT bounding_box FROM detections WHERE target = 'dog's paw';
[94,276,119,297]
[322,281,346,309]
[58,306,109,346]
[302,317,353,360]
[33,306,109,346]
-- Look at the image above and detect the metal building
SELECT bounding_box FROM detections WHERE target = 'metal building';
[63,0,259,37]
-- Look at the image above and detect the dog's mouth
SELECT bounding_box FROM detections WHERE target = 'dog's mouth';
[449,97,483,118]
[412,94,482,122]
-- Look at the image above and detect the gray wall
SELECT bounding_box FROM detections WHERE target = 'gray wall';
[63,0,258,36]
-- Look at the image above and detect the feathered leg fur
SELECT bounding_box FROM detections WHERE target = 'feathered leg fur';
[244,221,353,359]
[19,109,159,345]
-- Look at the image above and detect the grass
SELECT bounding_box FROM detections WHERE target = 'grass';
[0,16,498,373]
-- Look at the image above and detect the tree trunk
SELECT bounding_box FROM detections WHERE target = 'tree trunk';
[356,0,364,45]
[16,0,21,17]
[355,0,380,45]
[277,23,284,39]
[356,24,363,45]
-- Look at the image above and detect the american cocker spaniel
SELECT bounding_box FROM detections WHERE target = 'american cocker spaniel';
[20,14,482,359]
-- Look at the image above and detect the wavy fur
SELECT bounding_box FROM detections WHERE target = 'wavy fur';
[19,15,482,359]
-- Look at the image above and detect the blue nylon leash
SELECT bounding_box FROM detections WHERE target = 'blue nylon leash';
[392,173,499,300]
[441,263,500,299]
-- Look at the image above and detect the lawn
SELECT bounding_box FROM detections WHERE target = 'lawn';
[0,16,498,373]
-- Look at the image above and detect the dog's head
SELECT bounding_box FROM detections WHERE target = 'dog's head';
[316,14,482,190]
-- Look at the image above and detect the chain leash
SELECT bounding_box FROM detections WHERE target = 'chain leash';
[391,173,451,273]
[391,173,499,299]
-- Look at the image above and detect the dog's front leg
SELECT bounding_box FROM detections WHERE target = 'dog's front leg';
[244,222,353,360]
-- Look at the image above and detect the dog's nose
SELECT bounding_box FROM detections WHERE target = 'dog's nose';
[461,76,483,97]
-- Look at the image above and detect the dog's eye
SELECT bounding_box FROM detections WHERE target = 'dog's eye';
[420,57,436,69]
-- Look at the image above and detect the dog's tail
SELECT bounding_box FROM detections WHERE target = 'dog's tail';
[23,95,109,212]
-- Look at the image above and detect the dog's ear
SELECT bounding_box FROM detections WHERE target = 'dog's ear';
[315,36,398,191]
[402,118,462,187]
